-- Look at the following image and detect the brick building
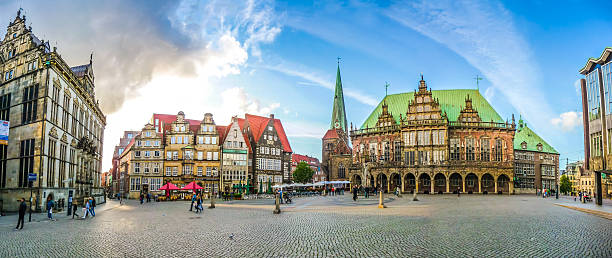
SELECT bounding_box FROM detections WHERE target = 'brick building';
[291,154,320,182]
[347,77,516,194]
[109,130,138,197]
[513,119,559,193]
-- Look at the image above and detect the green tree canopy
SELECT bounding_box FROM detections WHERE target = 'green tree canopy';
[559,174,572,194]
[292,161,315,184]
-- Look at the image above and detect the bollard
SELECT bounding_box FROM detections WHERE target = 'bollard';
[209,194,215,209]
[413,191,419,201]
[378,191,386,208]
[273,193,281,214]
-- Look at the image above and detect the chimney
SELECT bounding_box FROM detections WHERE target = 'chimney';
[270,114,274,119]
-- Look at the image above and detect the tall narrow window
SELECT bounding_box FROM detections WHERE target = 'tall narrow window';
[46,140,56,187]
[465,138,475,161]
[59,144,66,187]
[0,93,10,187]
[22,85,39,124]
[480,138,490,161]
[19,139,35,187]
[51,85,60,124]
[494,139,503,161]
[62,94,70,129]
[450,138,460,160]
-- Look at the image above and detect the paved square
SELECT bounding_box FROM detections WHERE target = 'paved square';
[0,195,610,257]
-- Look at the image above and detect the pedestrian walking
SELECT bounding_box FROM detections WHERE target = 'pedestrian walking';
[15,198,26,230]
[195,197,202,213]
[46,196,55,221]
[90,197,96,217]
[352,186,358,201]
[364,186,368,198]
[190,193,196,211]
[147,193,151,203]
[72,200,79,219]
[82,199,90,219]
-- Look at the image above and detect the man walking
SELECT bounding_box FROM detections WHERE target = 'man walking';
[91,197,96,217]
[15,198,27,230]
[72,200,79,219]
[190,193,196,211]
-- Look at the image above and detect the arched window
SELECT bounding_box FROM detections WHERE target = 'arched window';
[338,164,346,178]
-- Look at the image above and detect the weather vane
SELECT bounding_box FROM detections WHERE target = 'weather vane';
[385,81,390,96]
[474,75,483,90]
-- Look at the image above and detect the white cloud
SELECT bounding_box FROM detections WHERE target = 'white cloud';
[385,0,554,131]
[264,63,379,106]
[551,111,582,132]
[574,79,582,96]
[484,86,495,102]
[220,87,281,116]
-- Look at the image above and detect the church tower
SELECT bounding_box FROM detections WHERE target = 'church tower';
[322,62,351,182]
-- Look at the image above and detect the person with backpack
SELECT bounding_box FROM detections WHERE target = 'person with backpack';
[190,193,196,211]
[46,196,55,221]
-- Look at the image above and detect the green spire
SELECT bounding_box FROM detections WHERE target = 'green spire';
[330,64,347,132]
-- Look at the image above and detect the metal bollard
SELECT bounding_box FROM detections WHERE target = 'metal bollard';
[273,193,281,214]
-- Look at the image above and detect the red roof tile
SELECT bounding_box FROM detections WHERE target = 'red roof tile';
[236,118,252,150]
[273,118,292,153]
[245,114,269,142]
[322,129,339,140]
[244,114,292,153]
[216,125,228,143]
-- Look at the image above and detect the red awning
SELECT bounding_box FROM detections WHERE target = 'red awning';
[181,181,203,191]
[159,182,180,191]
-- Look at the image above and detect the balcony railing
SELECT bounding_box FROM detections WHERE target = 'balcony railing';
[351,120,514,136]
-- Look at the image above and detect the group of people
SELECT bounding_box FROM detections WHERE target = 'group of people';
[189,193,206,213]
[73,197,96,219]
[14,195,97,230]
[139,193,152,204]
[326,186,344,196]
[576,191,592,203]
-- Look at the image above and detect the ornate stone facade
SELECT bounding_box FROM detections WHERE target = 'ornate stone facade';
[348,77,515,194]
[0,11,106,211]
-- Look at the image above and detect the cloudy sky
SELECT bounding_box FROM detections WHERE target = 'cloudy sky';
[1,0,611,171]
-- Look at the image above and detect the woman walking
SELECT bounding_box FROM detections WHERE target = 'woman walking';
[46,195,55,221]
[82,199,90,219]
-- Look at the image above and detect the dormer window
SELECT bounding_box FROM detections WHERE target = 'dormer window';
[521,141,527,149]
[537,144,543,151]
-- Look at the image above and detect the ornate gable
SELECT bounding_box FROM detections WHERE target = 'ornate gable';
[457,95,481,124]
[375,101,396,127]
[405,76,446,124]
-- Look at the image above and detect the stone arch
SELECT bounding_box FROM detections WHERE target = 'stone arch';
[418,173,431,194]
[433,173,446,194]
[481,173,495,194]
[376,173,388,193]
[404,173,416,193]
[465,173,478,194]
[390,173,401,193]
[352,174,362,187]
[497,174,510,193]
[449,173,462,193]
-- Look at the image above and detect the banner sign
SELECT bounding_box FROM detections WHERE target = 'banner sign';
[0,120,8,145]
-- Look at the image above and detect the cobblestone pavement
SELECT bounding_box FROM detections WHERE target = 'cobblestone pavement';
[0,195,610,257]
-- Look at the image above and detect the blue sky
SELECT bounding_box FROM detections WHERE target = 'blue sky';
[1,0,611,171]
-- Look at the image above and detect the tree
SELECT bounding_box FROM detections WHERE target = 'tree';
[292,162,315,184]
[559,175,572,195]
